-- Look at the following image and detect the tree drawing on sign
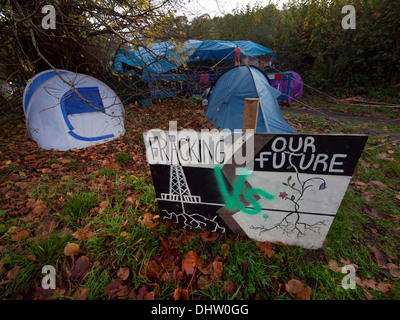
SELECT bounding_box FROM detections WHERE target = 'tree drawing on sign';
[250,153,329,238]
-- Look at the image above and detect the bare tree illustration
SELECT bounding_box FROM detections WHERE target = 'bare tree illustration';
[250,152,329,238]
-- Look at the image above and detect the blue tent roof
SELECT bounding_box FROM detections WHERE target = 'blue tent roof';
[113,40,273,74]
[205,66,295,133]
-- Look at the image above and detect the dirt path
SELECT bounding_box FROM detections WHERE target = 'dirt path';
[281,106,400,126]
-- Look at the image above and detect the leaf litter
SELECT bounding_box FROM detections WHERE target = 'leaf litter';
[0,101,399,300]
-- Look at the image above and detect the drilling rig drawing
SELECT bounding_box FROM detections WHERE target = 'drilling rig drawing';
[160,164,201,213]
[159,164,225,232]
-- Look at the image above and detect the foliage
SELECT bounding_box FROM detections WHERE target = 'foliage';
[0,0,184,122]
[188,0,400,96]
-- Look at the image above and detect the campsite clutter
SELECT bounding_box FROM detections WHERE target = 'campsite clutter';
[23,70,125,151]
[113,40,303,103]
[20,39,368,249]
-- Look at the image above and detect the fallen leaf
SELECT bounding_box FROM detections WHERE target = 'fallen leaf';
[98,200,109,214]
[7,226,19,234]
[197,258,212,275]
[258,241,275,258]
[105,280,127,299]
[15,181,28,189]
[387,263,400,278]
[70,255,91,282]
[11,229,28,241]
[212,260,223,280]
[173,288,182,300]
[368,180,388,190]
[242,260,248,276]
[7,266,24,281]
[352,180,367,191]
[72,227,93,241]
[199,231,218,242]
[197,275,212,290]
[140,212,153,227]
[357,278,392,294]
[182,250,197,275]
[73,287,88,300]
[285,279,311,300]
[361,191,375,201]
[221,243,230,259]
[370,245,387,265]
[328,259,342,272]
[361,205,386,220]
[117,267,130,281]
[360,159,371,168]
[32,203,47,215]
[64,242,79,257]
[376,282,392,294]
[119,231,130,240]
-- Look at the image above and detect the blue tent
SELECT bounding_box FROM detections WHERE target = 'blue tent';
[205,66,295,133]
[113,40,273,74]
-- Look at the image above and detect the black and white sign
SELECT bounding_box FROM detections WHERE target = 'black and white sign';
[144,130,367,249]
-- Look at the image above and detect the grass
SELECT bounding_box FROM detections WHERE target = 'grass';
[0,100,399,300]
[63,192,98,220]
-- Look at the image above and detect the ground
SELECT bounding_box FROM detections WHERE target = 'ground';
[0,97,399,300]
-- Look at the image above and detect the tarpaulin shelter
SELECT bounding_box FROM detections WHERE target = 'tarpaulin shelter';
[205,66,295,133]
[113,40,273,75]
[23,70,125,151]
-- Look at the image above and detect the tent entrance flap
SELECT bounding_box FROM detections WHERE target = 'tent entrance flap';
[62,87,106,116]
[61,86,114,141]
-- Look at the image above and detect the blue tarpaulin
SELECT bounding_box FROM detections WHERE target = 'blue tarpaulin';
[113,40,273,74]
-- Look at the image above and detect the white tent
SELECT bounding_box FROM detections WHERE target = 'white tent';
[23,70,125,151]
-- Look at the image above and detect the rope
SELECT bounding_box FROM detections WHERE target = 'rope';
[210,49,236,69]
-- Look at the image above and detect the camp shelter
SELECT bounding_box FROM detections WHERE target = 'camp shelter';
[205,66,296,133]
[113,40,273,75]
[23,70,125,151]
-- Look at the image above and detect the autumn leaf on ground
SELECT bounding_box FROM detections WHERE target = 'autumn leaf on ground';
[370,245,387,265]
[73,287,89,300]
[328,259,342,272]
[182,250,197,275]
[197,257,212,275]
[9,228,28,241]
[64,242,79,257]
[361,204,387,220]
[221,243,230,259]
[197,275,212,290]
[361,191,375,201]
[72,227,93,241]
[368,180,388,190]
[199,231,218,242]
[212,260,223,280]
[98,200,109,214]
[105,280,127,299]
[285,279,311,300]
[159,237,180,259]
[7,265,24,281]
[173,287,189,300]
[356,278,393,294]
[258,241,275,258]
[140,212,158,229]
[70,256,91,282]
[129,285,154,300]
[117,267,130,281]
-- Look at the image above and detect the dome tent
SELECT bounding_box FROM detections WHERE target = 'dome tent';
[23,70,125,151]
[205,66,295,133]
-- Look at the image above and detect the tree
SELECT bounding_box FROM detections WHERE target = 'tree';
[0,0,184,123]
